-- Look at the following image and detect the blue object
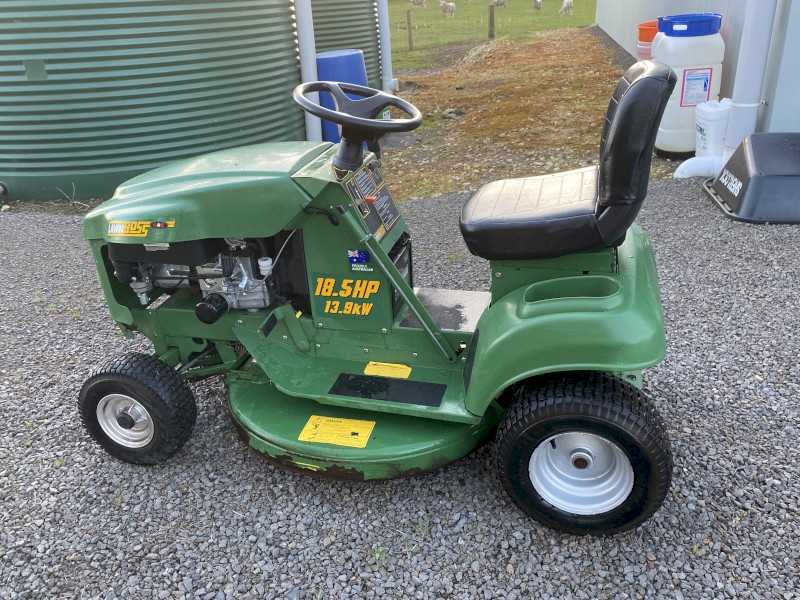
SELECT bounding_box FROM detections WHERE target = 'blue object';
[658,13,722,37]
[315,49,369,142]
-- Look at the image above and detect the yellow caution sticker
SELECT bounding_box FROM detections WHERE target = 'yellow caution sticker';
[363,361,412,379]
[298,416,375,449]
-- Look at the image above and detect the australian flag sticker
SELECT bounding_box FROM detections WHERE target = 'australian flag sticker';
[348,249,370,264]
[348,249,373,272]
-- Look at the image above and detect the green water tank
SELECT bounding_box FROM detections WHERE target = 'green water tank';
[311,0,382,89]
[0,0,307,201]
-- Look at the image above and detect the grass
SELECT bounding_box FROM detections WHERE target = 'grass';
[389,0,597,68]
[371,546,391,567]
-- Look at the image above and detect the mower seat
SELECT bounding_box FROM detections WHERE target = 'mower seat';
[459,61,676,260]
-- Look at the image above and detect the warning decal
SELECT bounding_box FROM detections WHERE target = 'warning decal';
[680,68,712,107]
[298,416,376,448]
[363,361,412,379]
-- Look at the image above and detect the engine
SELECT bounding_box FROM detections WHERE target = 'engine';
[108,237,277,324]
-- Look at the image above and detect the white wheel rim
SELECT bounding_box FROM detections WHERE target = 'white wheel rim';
[529,432,634,515]
[96,393,154,448]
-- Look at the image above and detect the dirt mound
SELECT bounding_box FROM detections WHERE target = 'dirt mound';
[459,38,510,66]
[382,28,677,201]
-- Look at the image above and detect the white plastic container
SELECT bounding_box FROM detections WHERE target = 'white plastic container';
[653,14,725,155]
[636,20,658,61]
[695,98,731,157]
[650,31,664,60]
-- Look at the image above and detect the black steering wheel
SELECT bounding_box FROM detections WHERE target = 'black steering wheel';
[293,81,423,179]
[293,81,423,134]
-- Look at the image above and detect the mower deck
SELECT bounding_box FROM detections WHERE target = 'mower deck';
[226,363,500,480]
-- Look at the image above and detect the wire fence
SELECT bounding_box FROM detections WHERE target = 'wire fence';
[389,0,597,54]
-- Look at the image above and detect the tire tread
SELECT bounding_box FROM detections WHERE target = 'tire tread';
[79,352,197,465]
[496,372,672,534]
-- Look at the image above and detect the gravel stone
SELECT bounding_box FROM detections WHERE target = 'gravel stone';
[1,177,799,599]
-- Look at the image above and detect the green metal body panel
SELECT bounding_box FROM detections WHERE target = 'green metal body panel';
[232,323,477,424]
[488,248,617,302]
[83,140,666,473]
[463,226,665,415]
[1,0,306,202]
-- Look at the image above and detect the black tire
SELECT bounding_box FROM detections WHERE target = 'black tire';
[79,353,197,465]
[496,373,672,535]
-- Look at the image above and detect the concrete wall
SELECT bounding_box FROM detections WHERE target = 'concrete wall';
[595,0,797,133]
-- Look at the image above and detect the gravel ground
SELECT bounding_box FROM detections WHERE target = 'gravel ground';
[1,177,799,599]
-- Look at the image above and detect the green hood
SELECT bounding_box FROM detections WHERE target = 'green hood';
[84,141,332,242]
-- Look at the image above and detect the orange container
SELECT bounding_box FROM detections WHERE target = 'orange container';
[638,20,659,42]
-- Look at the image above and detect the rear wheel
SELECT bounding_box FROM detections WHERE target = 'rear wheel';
[79,353,197,465]
[496,373,672,535]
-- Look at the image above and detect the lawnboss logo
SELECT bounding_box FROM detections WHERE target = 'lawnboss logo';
[107,220,175,237]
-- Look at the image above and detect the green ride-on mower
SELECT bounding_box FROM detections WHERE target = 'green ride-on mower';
[80,61,677,535]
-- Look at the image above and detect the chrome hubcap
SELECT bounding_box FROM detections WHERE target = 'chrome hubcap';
[529,432,634,515]
[96,394,154,448]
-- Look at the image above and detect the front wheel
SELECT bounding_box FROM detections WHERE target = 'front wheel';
[496,373,672,535]
[79,353,197,465]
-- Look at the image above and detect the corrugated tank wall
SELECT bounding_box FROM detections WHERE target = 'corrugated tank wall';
[311,0,382,89]
[0,0,306,201]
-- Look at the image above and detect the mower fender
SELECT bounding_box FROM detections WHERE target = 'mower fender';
[464,237,666,416]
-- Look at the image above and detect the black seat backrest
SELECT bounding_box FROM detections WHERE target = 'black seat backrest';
[595,61,676,242]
